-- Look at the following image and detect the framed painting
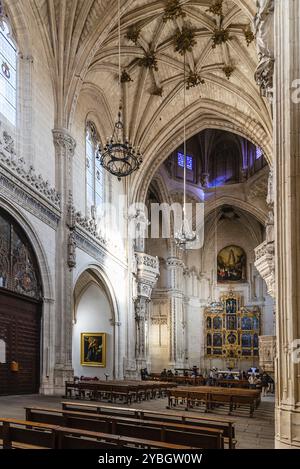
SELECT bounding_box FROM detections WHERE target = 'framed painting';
[81,333,106,367]
[217,245,247,283]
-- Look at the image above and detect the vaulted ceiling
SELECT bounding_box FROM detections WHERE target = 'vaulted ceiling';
[7,0,272,199]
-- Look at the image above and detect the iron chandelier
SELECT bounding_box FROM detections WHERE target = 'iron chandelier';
[97,105,142,181]
[96,0,143,180]
[175,52,197,250]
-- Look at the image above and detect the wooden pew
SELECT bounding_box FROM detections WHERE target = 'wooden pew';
[0,418,195,450]
[149,375,205,386]
[216,379,250,389]
[25,407,224,449]
[167,386,260,417]
[64,380,175,402]
[61,401,236,449]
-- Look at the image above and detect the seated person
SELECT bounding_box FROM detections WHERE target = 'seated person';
[248,373,258,389]
[167,369,174,377]
[140,368,149,381]
[160,368,167,377]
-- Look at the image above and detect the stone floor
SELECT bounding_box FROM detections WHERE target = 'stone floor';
[0,393,275,449]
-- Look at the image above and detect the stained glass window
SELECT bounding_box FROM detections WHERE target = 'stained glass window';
[255,147,263,160]
[0,21,17,125]
[0,211,41,299]
[86,122,105,215]
[177,152,193,170]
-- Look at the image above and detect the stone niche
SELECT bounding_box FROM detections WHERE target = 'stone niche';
[259,335,276,373]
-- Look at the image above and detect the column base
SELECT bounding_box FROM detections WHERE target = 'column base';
[41,364,74,395]
[275,405,300,448]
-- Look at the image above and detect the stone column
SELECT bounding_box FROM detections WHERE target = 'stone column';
[52,129,76,393]
[274,0,300,449]
[166,257,185,368]
[134,253,160,373]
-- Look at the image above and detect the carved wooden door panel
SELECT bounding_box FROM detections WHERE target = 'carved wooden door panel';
[0,290,41,395]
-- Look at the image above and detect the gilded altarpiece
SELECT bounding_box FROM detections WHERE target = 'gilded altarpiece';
[205,292,260,360]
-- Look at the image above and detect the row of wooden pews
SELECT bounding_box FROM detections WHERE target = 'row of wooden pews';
[61,401,236,449]
[0,418,192,450]
[0,398,237,449]
[149,374,206,386]
[167,386,261,417]
[64,380,175,403]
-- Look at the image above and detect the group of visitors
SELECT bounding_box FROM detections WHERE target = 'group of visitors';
[154,365,275,395]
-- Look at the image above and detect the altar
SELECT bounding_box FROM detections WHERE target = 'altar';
[204,292,261,366]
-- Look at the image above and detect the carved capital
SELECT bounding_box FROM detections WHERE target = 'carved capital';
[52,129,76,157]
[255,240,275,297]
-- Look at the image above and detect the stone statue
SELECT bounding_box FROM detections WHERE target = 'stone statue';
[133,209,149,252]
[67,231,76,269]
[254,0,275,99]
[267,168,274,207]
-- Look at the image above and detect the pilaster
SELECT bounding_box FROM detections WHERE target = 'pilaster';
[52,128,76,393]
[274,0,300,448]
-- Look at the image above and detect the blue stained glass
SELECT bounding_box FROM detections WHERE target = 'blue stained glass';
[177,152,193,170]
[256,147,263,159]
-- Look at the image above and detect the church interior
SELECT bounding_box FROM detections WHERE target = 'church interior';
[0,0,299,451]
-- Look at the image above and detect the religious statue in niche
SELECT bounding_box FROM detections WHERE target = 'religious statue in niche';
[217,245,247,282]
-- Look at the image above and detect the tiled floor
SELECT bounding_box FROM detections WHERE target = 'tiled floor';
[0,393,275,449]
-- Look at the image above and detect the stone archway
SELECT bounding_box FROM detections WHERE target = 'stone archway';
[73,267,120,380]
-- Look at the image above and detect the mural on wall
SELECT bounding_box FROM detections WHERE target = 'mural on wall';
[217,245,247,282]
[81,333,106,367]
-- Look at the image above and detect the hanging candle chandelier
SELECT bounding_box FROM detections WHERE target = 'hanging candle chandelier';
[97,0,142,180]
[175,52,197,250]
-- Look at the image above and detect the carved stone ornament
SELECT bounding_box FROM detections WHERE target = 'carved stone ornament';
[0,126,61,209]
[52,129,76,157]
[254,0,275,99]
[125,25,141,45]
[244,24,255,46]
[163,0,186,23]
[121,70,133,83]
[67,230,77,269]
[173,25,197,55]
[222,65,235,80]
[186,71,205,90]
[206,0,223,17]
[211,27,232,48]
[138,51,158,71]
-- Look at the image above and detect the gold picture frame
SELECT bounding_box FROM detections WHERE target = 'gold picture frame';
[80,333,106,367]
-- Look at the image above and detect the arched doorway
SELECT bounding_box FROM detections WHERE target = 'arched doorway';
[73,269,117,380]
[0,209,42,395]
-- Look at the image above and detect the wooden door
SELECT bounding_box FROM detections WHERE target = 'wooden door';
[0,289,41,395]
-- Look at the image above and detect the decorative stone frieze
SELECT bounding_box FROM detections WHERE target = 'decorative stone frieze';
[151,316,168,326]
[0,126,61,210]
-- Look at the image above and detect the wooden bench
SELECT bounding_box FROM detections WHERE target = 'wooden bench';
[0,418,195,450]
[64,380,174,402]
[167,386,260,417]
[25,407,224,449]
[61,401,236,449]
